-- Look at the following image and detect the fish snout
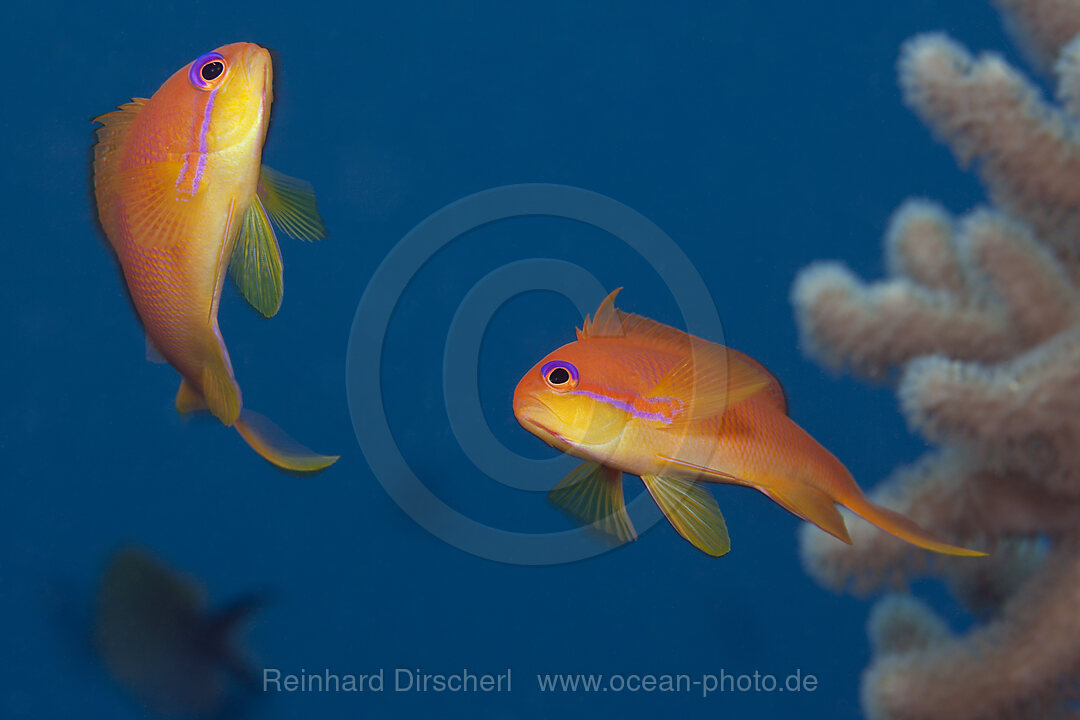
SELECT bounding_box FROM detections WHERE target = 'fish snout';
[240,43,273,98]
[513,394,554,433]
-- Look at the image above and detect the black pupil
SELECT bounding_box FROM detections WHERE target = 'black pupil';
[548,367,571,385]
[201,61,224,82]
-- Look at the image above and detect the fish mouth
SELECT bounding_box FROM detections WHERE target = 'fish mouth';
[514,398,609,451]
[514,399,571,449]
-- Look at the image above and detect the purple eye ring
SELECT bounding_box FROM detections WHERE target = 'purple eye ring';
[189,52,227,89]
[541,360,579,389]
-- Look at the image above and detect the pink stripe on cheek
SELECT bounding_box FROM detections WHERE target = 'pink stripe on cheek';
[190,88,217,193]
[573,389,674,424]
[174,88,216,195]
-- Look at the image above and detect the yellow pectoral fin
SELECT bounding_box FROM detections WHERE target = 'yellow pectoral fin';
[97,159,205,251]
[233,409,338,473]
[257,165,328,241]
[230,197,284,318]
[548,461,636,543]
[640,474,731,557]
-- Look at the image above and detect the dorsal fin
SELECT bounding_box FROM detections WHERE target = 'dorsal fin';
[578,289,787,414]
[92,99,148,173]
[577,288,625,339]
[92,99,149,250]
[578,289,715,352]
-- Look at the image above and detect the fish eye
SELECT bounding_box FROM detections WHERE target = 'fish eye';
[189,52,227,90]
[540,360,579,390]
[549,367,570,384]
[201,60,224,82]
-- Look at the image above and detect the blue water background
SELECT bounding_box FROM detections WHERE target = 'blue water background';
[2,1,1017,717]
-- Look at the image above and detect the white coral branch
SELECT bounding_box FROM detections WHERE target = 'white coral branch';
[791,205,1040,378]
[960,210,1080,340]
[885,201,967,294]
[900,327,1080,496]
[795,5,1080,718]
[792,263,1011,377]
[799,450,1073,595]
[993,0,1080,72]
[861,541,1080,720]
[901,33,1080,263]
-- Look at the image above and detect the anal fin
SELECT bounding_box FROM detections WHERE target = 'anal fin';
[762,485,852,544]
[548,462,636,543]
[175,379,207,415]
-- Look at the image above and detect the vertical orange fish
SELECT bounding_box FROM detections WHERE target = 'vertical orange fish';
[92,43,337,471]
[514,290,984,557]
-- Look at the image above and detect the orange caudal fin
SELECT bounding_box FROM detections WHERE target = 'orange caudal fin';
[234,409,338,473]
[841,492,986,557]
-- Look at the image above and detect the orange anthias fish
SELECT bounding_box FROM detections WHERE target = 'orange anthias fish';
[513,290,985,558]
[92,43,337,471]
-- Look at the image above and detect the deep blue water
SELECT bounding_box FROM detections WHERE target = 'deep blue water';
[2,1,1017,718]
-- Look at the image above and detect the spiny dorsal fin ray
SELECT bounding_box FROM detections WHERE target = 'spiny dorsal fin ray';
[577,288,625,339]
[257,165,327,241]
[548,461,636,543]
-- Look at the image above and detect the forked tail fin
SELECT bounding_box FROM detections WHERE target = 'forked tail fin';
[842,492,986,557]
[234,409,338,473]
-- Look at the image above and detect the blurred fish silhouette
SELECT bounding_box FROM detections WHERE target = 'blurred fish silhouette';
[514,289,986,558]
[96,547,261,717]
[91,42,337,472]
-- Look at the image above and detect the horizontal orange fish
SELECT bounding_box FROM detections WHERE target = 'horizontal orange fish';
[92,43,337,471]
[514,290,985,557]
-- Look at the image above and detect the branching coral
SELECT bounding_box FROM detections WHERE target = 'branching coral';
[791,3,1080,718]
